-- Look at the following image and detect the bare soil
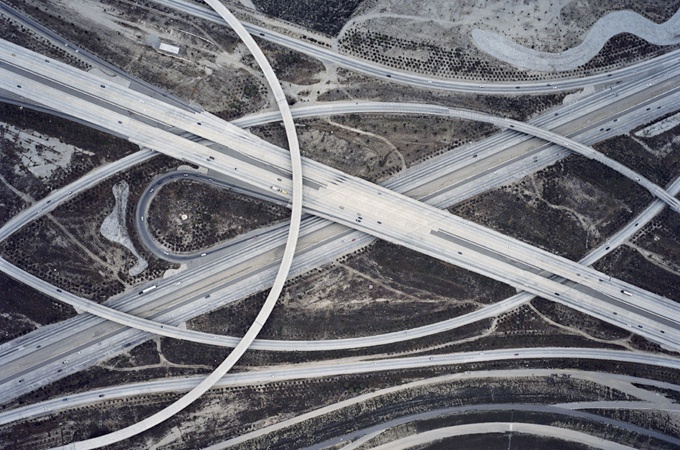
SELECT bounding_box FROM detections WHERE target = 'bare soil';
[632,111,680,160]
[630,208,680,273]
[530,298,630,342]
[339,29,677,82]
[255,38,326,85]
[251,114,498,184]
[189,239,514,341]
[0,103,139,201]
[594,134,680,187]
[332,114,497,168]
[250,119,403,183]
[105,340,161,369]
[0,217,126,302]
[0,156,181,302]
[6,0,269,119]
[560,0,680,33]
[0,368,642,450]
[322,74,569,122]
[235,377,637,450]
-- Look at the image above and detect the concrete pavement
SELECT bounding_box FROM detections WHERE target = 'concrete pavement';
[1,40,679,354]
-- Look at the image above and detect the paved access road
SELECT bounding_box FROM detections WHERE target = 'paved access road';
[154,0,680,94]
[4,349,680,427]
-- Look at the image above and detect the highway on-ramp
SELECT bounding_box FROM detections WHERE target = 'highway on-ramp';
[1,36,680,408]
[53,1,305,447]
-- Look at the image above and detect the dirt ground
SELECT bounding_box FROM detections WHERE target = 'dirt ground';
[4,0,270,119]
[594,134,680,187]
[338,0,680,81]
[147,179,288,254]
[251,0,364,36]
[630,208,680,273]
[594,246,680,303]
[4,365,668,450]
[0,156,182,302]
[450,154,653,261]
[2,0,680,447]
[0,104,139,201]
[0,271,76,344]
[188,239,514,340]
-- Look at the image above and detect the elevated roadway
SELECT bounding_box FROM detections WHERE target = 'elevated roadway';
[53,0,305,447]
[0,0,197,112]
[1,41,680,359]
[1,43,680,403]
[5,60,679,244]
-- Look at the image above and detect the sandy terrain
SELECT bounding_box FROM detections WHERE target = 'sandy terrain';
[100,181,148,276]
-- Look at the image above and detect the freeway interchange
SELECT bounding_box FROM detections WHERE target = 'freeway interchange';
[0,2,679,447]
[1,37,679,352]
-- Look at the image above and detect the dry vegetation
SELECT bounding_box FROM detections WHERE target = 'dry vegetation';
[0,271,76,344]
[338,0,680,81]
[147,178,288,254]
[594,133,680,187]
[630,208,680,273]
[250,0,364,36]
[0,156,182,302]
[450,154,653,260]
[339,30,675,82]
[594,246,680,303]
[251,114,498,183]
[0,10,91,70]
[3,368,663,450]
[0,104,139,201]
[189,239,514,340]
[5,0,269,119]
[2,0,680,448]
[253,38,326,85]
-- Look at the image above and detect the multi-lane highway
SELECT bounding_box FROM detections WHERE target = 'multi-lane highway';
[53,1,307,447]
[2,38,678,353]
[0,0,197,112]
[2,4,680,448]
[4,348,680,427]
[0,14,676,404]
[1,37,680,406]
[0,46,676,386]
